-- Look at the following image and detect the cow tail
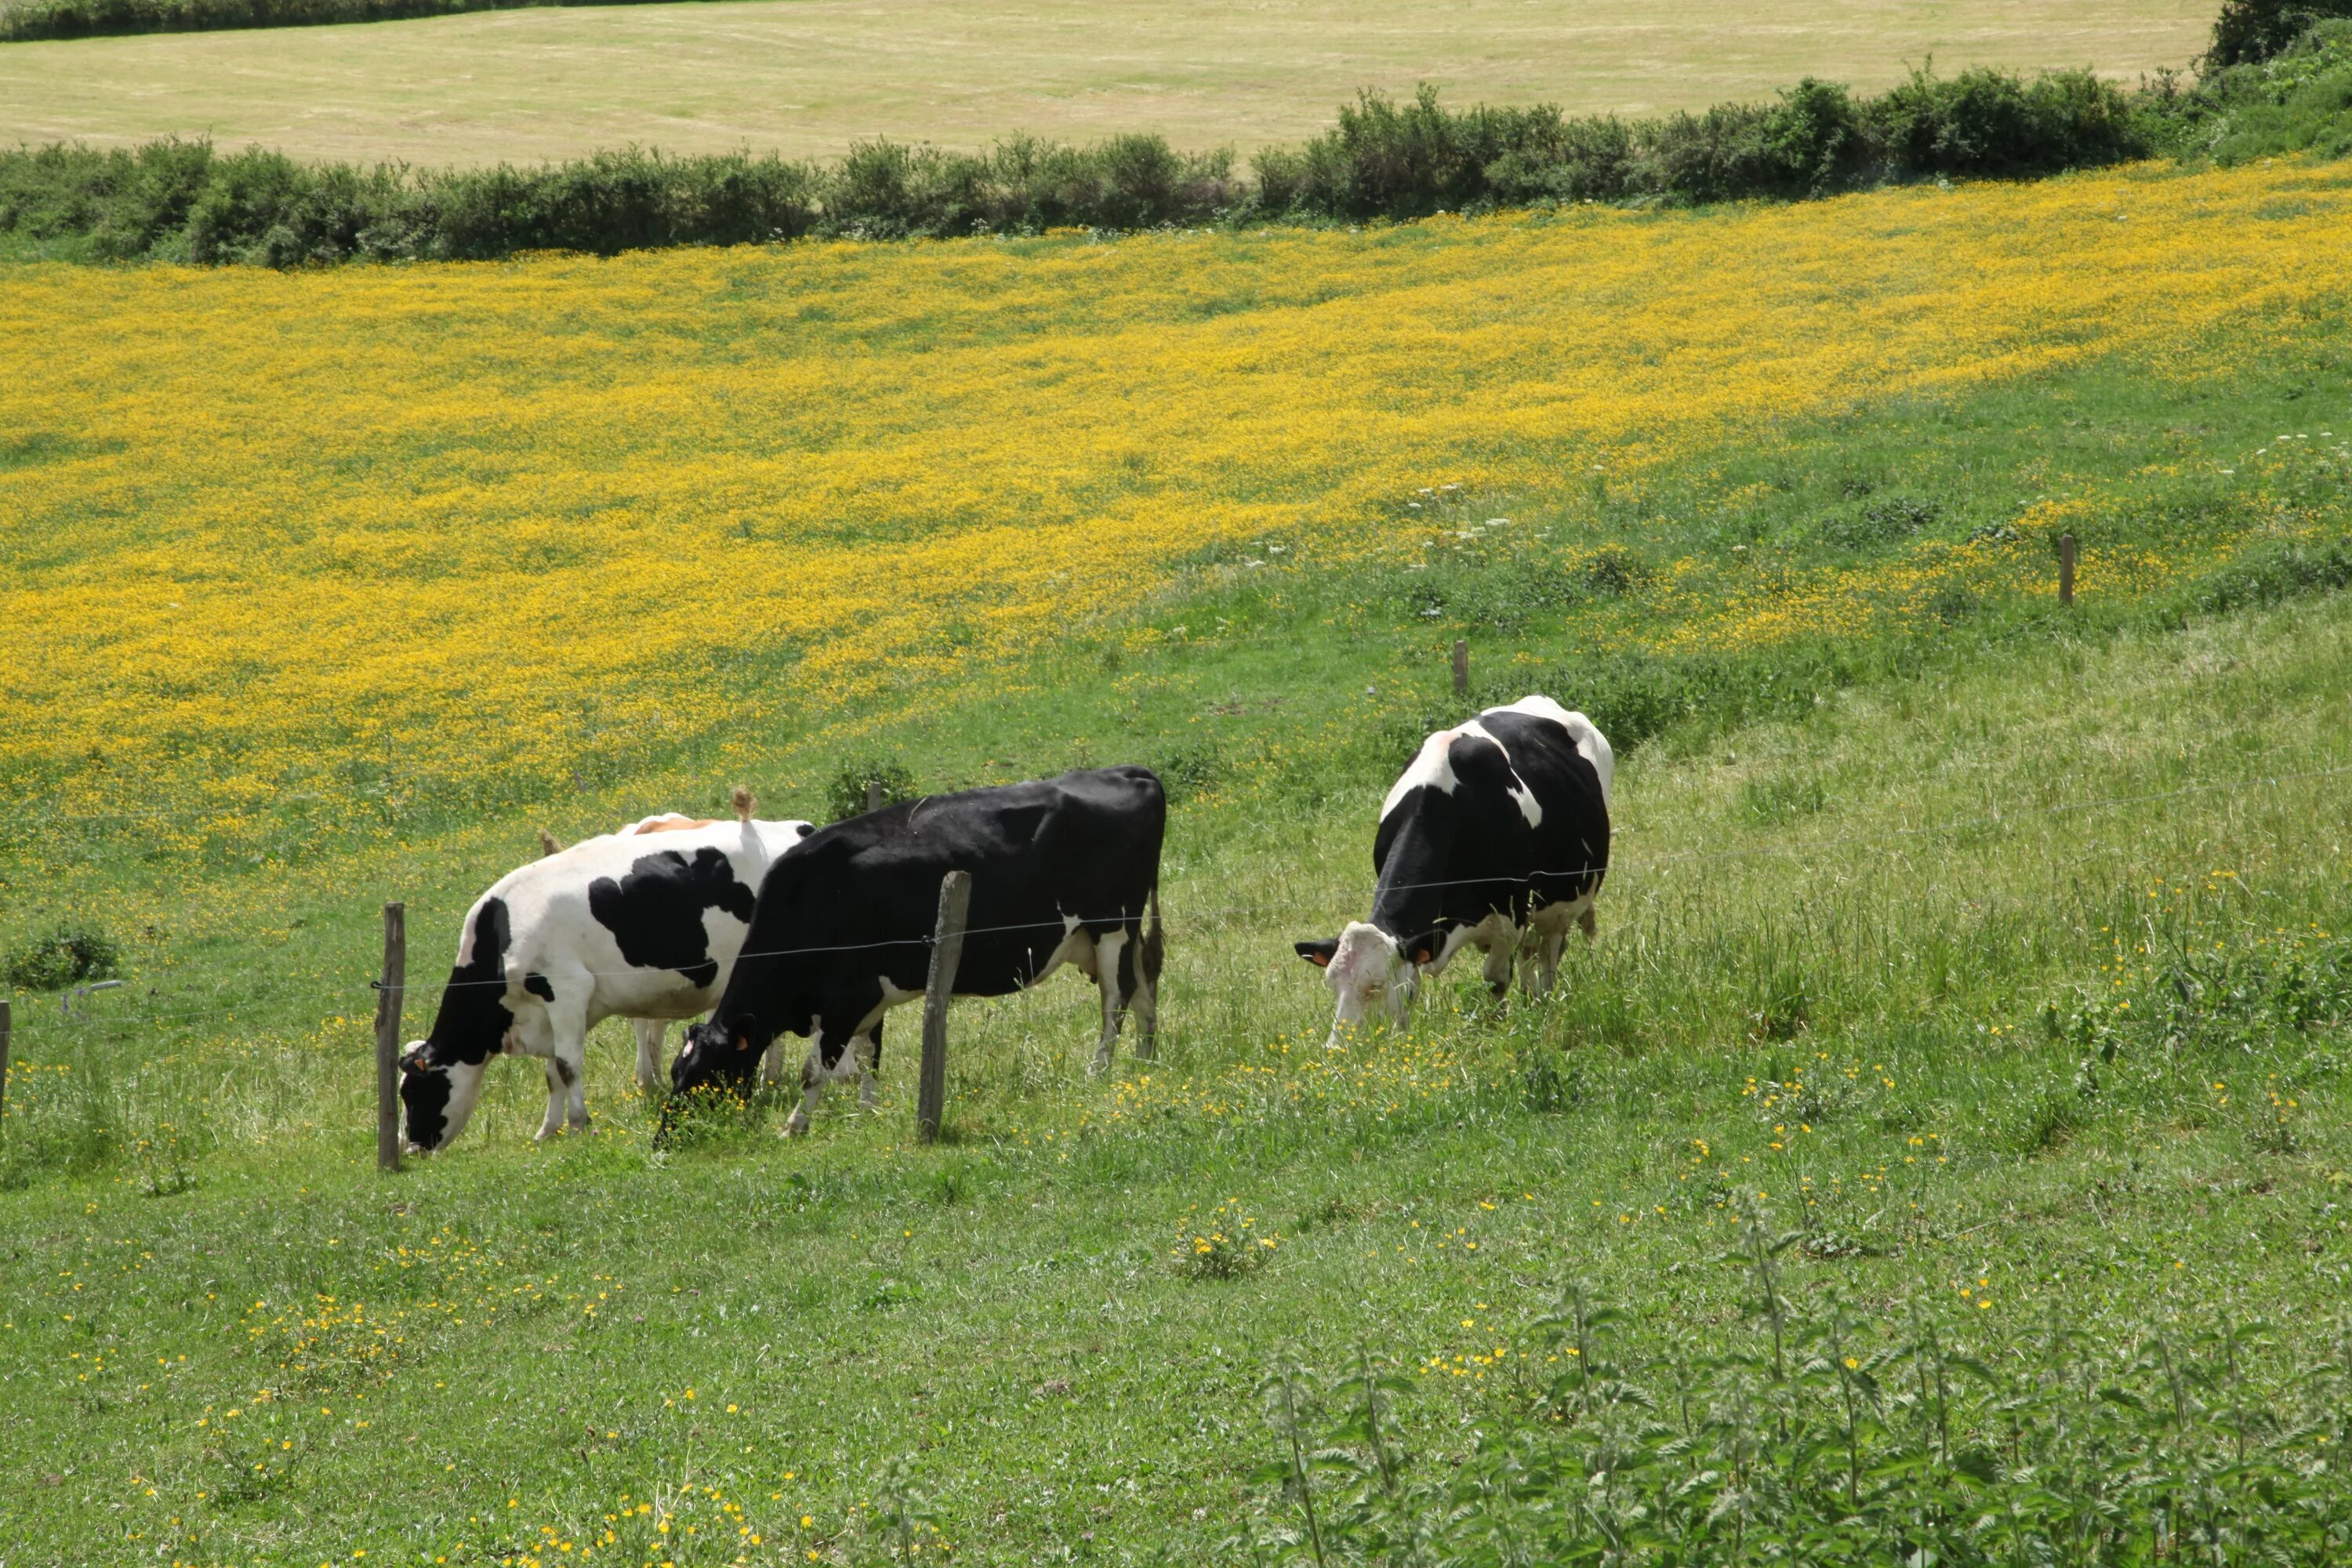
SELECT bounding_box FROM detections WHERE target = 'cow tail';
[731,784,755,823]
[536,829,561,858]
[1142,887,1165,989]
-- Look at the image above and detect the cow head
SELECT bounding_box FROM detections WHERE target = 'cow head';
[670,1016,765,1098]
[399,1038,490,1154]
[1294,921,1432,1043]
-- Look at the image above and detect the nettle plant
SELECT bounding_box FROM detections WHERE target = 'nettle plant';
[1170,1198,1281,1280]
[1231,1246,2352,1566]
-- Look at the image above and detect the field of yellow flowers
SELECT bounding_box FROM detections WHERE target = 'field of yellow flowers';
[4,158,2350,855]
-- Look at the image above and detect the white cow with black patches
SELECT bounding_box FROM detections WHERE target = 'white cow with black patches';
[1297,695,1613,1043]
[399,795,815,1152]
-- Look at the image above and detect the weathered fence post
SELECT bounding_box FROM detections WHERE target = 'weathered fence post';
[374,902,405,1173]
[0,999,12,1146]
[916,870,971,1144]
[2059,534,2077,607]
[866,779,885,815]
[1452,638,1469,699]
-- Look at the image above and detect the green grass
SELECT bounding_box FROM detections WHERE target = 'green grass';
[4,304,2352,1559]
[5,583,2351,1564]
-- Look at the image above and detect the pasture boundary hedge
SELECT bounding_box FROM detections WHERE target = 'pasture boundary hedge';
[0,62,2180,267]
[0,0,695,42]
[9,5,2352,270]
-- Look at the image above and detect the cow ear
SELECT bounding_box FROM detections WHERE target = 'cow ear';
[1408,933,1438,966]
[731,1017,759,1055]
[1294,939,1338,969]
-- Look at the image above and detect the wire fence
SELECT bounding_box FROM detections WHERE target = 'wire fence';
[5,754,2343,1051]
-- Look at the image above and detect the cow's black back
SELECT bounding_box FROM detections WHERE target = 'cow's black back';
[710,765,1166,1051]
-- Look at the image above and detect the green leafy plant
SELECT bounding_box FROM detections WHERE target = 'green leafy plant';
[1169,1197,1279,1279]
[3,926,121,991]
[824,757,917,822]
[1231,1281,2352,1563]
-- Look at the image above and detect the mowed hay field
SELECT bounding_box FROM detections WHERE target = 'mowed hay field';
[0,0,2214,166]
[4,158,2352,1563]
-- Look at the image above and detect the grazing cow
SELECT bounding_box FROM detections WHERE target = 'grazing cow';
[670,767,1165,1135]
[399,789,816,1152]
[1295,696,1612,1041]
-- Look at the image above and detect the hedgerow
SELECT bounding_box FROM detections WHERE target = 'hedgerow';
[0,0,674,43]
[0,64,2160,267]
[12,4,2352,270]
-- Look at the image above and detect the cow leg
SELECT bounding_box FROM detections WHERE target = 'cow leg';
[786,1029,875,1134]
[857,1017,884,1110]
[1527,925,1569,998]
[1481,935,1515,1000]
[1128,920,1160,1062]
[631,1018,666,1093]
[548,994,592,1134]
[788,1041,826,1138]
[503,996,572,1141]
[1091,929,1130,1076]
[536,1056,569,1142]
[788,986,886,1137]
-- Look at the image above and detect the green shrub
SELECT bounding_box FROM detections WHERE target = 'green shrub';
[2172,20,2352,160]
[1871,64,2151,177]
[0,0,682,44]
[2192,540,2352,614]
[3,926,122,991]
[1254,68,2145,225]
[0,140,823,264]
[1539,642,1871,752]
[1152,745,1221,807]
[1825,493,1939,549]
[2209,0,2352,66]
[824,757,918,823]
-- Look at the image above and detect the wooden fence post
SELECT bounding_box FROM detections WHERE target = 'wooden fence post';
[1452,639,1469,699]
[374,902,405,1173]
[2059,534,2077,607]
[916,870,971,1144]
[0,999,12,1147]
[867,779,885,815]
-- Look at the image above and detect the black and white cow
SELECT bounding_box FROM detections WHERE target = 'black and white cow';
[1295,696,1612,1041]
[670,766,1165,1134]
[399,793,816,1152]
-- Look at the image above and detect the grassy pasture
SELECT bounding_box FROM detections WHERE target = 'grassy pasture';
[2,161,2352,1560]
[0,0,2214,167]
